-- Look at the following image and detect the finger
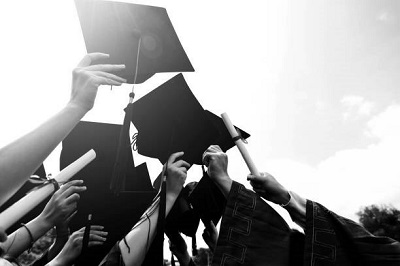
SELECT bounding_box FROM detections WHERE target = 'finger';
[174,160,190,169]
[247,174,262,182]
[209,145,222,152]
[167,151,184,165]
[85,64,126,73]
[77,53,109,67]
[202,152,213,167]
[65,192,81,205]
[89,233,107,242]
[89,230,108,237]
[201,145,220,164]
[93,76,123,87]
[58,180,84,194]
[62,185,86,199]
[88,241,105,247]
[77,227,86,233]
[72,232,84,239]
[0,227,8,242]
[178,167,188,174]
[91,71,127,83]
[89,225,105,231]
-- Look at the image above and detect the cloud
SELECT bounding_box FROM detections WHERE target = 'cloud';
[341,95,375,120]
[259,104,400,224]
[377,11,396,24]
[366,105,400,140]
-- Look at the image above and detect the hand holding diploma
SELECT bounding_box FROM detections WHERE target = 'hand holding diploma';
[0,150,96,231]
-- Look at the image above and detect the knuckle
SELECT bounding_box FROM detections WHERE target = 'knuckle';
[73,193,81,201]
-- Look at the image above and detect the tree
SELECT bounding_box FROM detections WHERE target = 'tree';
[357,204,400,241]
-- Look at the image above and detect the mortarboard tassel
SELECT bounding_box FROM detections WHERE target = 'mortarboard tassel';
[110,36,142,195]
[110,98,134,194]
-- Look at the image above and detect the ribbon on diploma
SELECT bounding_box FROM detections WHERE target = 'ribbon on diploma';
[26,175,60,194]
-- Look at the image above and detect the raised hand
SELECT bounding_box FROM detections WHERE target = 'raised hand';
[247,172,290,206]
[69,53,126,111]
[202,145,232,198]
[50,225,107,266]
[165,152,190,197]
[39,180,86,227]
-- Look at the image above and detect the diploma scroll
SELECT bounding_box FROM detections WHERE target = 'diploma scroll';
[0,149,96,230]
[221,113,260,176]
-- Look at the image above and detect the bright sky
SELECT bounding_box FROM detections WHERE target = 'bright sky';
[1,0,400,254]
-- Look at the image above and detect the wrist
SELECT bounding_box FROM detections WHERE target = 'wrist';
[36,214,54,232]
[166,185,182,201]
[66,101,89,117]
[166,191,180,216]
[282,191,307,229]
[212,174,232,199]
[166,191,180,205]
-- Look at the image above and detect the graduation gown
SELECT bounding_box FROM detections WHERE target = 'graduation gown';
[304,200,400,266]
[212,180,400,266]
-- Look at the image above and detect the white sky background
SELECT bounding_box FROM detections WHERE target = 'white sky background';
[0,0,400,253]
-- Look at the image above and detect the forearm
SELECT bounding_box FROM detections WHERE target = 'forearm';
[119,191,180,266]
[45,257,67,266]
[213,174,233,199]
[0,215,53,258]
[0,103,87,206]
[283,191,307,229]
[47,226,70,261]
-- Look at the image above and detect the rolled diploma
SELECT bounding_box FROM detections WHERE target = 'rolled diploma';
[0,149,96,230]
[221,113,260,176]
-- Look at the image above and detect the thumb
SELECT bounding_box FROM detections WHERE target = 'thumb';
[0,227,7,242]
[247,174,256,181]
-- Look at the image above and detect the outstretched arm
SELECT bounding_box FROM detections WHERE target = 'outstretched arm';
[203,144,306,229]
[0,53,126,207]
[247,172,306,229]
[119,152,190,266]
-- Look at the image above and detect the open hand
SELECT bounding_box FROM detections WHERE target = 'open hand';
[69,53,126,111]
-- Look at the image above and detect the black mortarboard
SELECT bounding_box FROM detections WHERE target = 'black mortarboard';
[60,121,156,266]
[131,74,218,165]
[165,182,200,237]
[188,171,226,227]
[130,74,251,166]
[74,0,194,84]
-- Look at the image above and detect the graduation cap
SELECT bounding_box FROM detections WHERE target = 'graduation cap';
[60,121,156,266]
[165,182,200,238]
[130,73,251,165]
[74,0,194,84]
[188,171,226,227]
